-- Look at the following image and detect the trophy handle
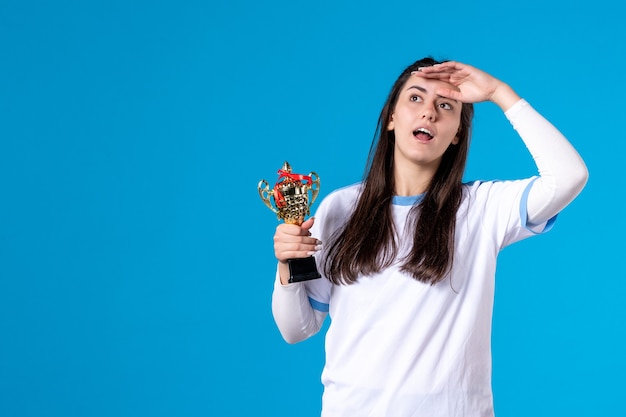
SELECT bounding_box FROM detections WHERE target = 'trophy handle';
[258,179,279,214]
[309,172,320,205]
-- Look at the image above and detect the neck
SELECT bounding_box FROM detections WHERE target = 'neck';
[394,181,430,196]
[393,164,435,196]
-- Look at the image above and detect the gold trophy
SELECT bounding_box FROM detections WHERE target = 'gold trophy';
[258,161,321,283]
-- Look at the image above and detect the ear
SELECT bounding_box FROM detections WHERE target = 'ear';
[387,114,395,131]
[452,125,461,145]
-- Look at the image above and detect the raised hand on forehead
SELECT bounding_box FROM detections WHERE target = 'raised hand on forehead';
[412,61,503,104]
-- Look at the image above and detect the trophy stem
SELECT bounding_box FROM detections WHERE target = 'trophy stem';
[287,257,321,283]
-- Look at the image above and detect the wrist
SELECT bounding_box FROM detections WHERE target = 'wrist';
[278,261,291,285]
[490,82,520,112]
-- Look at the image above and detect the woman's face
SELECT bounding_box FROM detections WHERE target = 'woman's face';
[388,75,462,172]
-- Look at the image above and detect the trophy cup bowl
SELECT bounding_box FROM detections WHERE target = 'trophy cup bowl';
[258,161,321,283]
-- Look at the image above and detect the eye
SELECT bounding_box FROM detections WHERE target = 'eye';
[409,95,422,102]
[439,102,453,110]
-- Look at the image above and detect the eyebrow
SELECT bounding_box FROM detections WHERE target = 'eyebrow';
[407,85,458,103]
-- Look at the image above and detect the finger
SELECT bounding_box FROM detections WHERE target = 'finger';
[274,231,321,246]
[413,62,457,74]
[411,69,452,83]
[274,239,323,261]
[428,61,465,72]
[433,87,465,102]
[275,245,322,259]
[274,224,321,245]
[275,224,303,239]
[275,222,312,236]
[300,217,315,233]
[415,62,472,81]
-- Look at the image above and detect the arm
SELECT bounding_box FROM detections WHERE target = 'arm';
[272,217,326,343]
[271,274,327,344]
[504,98,588,224]
[415,62,589,222]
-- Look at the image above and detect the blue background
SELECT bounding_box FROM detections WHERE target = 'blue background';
[1,0,623,416]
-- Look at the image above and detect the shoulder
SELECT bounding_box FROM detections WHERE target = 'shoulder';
[316,182,363,214]
[463,177,538,200]
[460,177,539,222]
[311,182,363,236]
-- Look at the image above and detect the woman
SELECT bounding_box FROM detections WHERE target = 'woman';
[270,57,588,417]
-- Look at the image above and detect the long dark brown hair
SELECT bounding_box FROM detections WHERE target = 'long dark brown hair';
[323,57,474,285]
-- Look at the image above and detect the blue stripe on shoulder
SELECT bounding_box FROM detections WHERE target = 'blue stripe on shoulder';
[520,177,557,233]
[308,297,329,312]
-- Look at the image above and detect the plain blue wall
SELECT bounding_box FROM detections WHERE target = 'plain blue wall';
[1,0,623,416]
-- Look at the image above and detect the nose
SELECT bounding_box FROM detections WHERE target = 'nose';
[421,101,437,121]
[421,108,435,121]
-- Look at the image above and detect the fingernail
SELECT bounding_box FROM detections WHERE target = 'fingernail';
[307,251,317,256]
[316,239,323,245]
[315,245,323,251]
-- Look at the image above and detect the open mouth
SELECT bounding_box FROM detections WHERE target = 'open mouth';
[413,127,433,141]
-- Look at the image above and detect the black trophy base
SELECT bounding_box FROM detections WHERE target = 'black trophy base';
[287,256,321,283]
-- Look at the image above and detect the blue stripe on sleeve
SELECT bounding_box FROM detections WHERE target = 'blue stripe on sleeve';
[308,297,329,312]
[520,177,557,234]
